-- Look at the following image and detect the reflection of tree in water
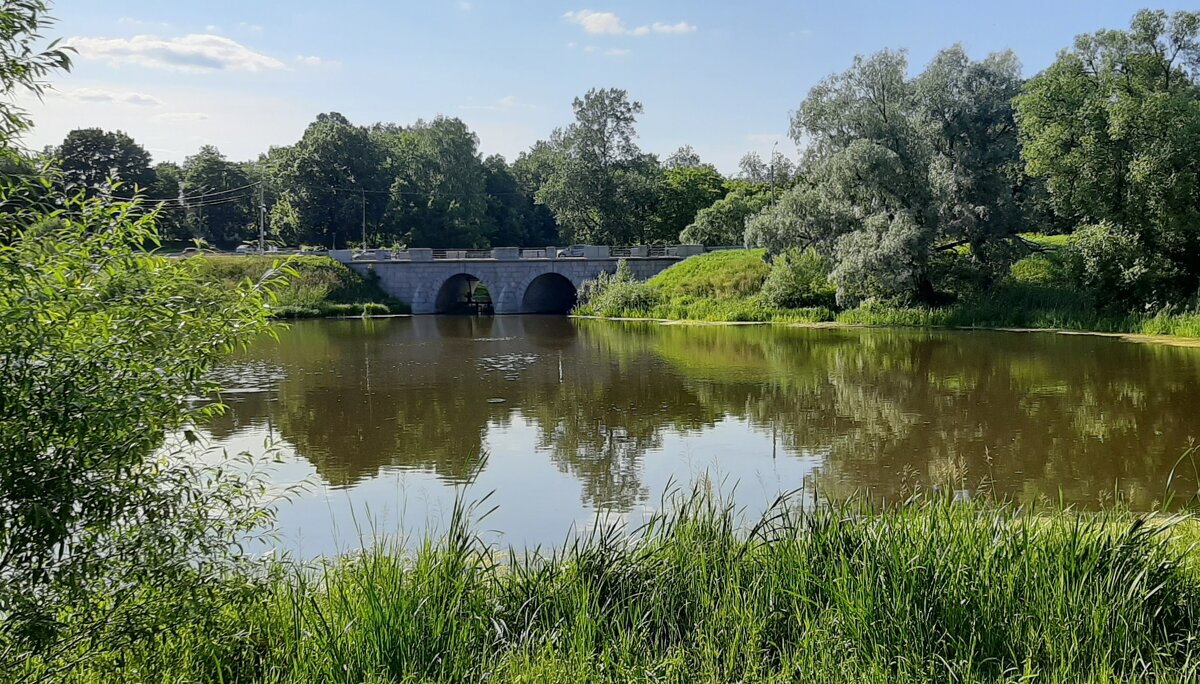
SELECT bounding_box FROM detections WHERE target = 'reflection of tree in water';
[217,317,1200,510]
[612,323,1200,508]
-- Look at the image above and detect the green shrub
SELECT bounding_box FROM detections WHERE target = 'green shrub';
[1064,224,1178,310]
[1,190,281,676]
[577,261,662,317]
[759,248,837,309]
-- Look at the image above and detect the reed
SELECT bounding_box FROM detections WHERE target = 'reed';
[52,490,1200,683]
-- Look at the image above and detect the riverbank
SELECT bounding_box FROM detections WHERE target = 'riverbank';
[195,255,407,318]
[28,494,1200,683]
[572,248,1200,339]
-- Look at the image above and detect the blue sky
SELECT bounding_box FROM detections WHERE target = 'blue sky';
[19,1,1194,173]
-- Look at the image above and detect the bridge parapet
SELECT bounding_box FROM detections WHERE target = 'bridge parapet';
[333,244,708,265]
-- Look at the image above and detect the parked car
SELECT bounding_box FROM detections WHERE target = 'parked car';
[556,245,586,258]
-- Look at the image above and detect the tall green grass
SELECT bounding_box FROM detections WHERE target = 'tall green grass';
[44,491,1200,683]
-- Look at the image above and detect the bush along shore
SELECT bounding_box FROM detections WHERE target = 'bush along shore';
[19,490,1200,683]
[573,243,1200,338]
[195,255,408,319]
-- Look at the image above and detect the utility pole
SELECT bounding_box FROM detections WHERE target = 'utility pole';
[258,181,266,253]
[360,188,367,250]
[770,140,779,205]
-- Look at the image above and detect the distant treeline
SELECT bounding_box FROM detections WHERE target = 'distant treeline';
[28,8,1200,310]
[32,108,785,252]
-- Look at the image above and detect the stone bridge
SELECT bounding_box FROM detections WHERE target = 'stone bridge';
[336,245,705,314]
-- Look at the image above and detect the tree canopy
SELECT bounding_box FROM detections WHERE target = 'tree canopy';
[535,88,662,244]
[746,46,1026,303]
[1016,9,1200,304]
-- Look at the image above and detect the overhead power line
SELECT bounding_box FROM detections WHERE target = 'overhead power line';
[102,180,263,204]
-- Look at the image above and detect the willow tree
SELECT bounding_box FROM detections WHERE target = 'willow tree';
[747,46,1026,303]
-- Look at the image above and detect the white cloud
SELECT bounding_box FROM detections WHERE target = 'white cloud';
[205,24,221,33]
[295,54,340,68]
[154,112,210,122]
[457,1,472,11]
[566,41,576,48]
[60,87,164,107]
[605,48,631,57]
[647,21,695,34]
[563,10,695,36]
[583,45,598,53]
[238,22,264,32]
[67,34,286,73]
[563,10,626,35]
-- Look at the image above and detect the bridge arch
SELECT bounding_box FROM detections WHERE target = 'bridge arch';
[434,273,494,314]
[521,272,578,314]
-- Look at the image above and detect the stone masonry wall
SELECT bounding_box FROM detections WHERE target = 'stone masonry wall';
[349,257,681,314]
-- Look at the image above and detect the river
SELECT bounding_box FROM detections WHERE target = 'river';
[203,316,1200,555]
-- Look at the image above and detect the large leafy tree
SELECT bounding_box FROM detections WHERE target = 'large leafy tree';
[537,88,661,245]
[380,116,489,248]
[681,182,771,246]
[180,145,254,246]
[147,160,189,241]
[271,113,389,248]
[481,154,558,247]
[1016,9,1200,303]
[747,46,1025,303]
[652,162,727,244]
[56,128,155,196]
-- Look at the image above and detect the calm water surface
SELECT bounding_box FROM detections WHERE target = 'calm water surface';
[206,317,1200,555]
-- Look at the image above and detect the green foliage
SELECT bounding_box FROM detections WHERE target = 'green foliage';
[536,88,662,245]
[54,492,1200,683]
[760,248,837,309]
[181,145,256,247]
[481,154,558,247]
[680,185,769,246]
[576,259,661,317]
[0,188,282,674]
[55,127,154,196]
[651,163,727,245]
[0,1,71,149]
[748,46,1026,304]
[577,251,836,323]
[270,112,390,248]
[195,255,402,317]
[379,116,490,248]
[1063,224,1180,310]
[648,249,771,299]
[1015,9,1200,306]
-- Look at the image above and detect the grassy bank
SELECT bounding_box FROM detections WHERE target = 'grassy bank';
[196,255,407,318]
[574,246,1200,337]
[29,493,1200,683]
